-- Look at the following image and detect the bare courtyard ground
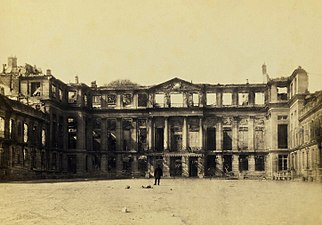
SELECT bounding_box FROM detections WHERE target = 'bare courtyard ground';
[0,178,321,225]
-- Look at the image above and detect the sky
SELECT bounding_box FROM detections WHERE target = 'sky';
[1,0,321,91]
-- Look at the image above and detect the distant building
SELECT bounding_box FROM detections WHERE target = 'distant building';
[0,57,321,181]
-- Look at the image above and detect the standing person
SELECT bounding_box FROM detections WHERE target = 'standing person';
[154,165,163,185]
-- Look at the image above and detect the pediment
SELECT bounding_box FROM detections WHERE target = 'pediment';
[151,77,201,92]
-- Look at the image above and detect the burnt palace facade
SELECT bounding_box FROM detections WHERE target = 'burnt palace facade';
[0,57,321,181]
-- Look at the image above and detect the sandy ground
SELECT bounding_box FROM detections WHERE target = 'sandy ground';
[0,179,321,225]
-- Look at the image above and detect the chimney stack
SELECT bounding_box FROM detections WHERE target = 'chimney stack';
[91,81,97,88]
[262,63,269,83]
[75,75,79,84]
[8,56,17,68]
[46,69,51,76]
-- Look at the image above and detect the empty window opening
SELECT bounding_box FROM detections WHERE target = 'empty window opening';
[238,128,248,150]
[92,95,101,108]
[155,93,165,107]
[223,155,232,173]
[255,92,265,105]
[206,155,216,176]
[206,127,216,150]
[192,93,199,106]
[222,93,232,105]
[138,93,148,107]
[223,128,232,150]
[254,129,264,150]
[52,84,57,98]
[239,155,248,172]
[31,82,41,96]
[170,93,183,107]
[238,93,249,105]
[23,123,28,143]
[278,124,288,149]
[122,94,132,107]
[93,118,101,151]
[0,117,4,138]
[255,155,265,171]
[68,117,77,149]
[277,87,288,101]
[107,119,116,151]
[155,128,164,152]
[107,94,117,106]
[68,90,77,103]
[206,93,217,106]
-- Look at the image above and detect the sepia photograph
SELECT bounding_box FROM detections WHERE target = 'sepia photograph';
[0,0,322,224]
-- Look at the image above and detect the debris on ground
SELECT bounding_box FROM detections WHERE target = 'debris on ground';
[121,207,128,213]
[125,185,130,189]
[141,185,153,189]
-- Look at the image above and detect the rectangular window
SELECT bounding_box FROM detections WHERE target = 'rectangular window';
[170,93,183,107]
[31,82,41,96]
[68,91,77,103]
[238,93,249,105]
[223,128,232,150]
[255,92,265,105]
[122,94,132,107]
[155,93,165,108]
[92,95,101,109]
[239,155,248,171]
[23,123,28,143]
[254,129,264,150]
[222,93,232,105]
[107,119,116,151]
[278,155,288,171]
[277,87,288,101]
[0,117,5,138]
[278,124,288,149]
[206,93,216,106]
[68,117,77,149]
[238,128,248,150]
[107,94,117,105]
[52,85,57,98]
[255,155,265,171]
[138,93,148,107]
[58,89,63,101]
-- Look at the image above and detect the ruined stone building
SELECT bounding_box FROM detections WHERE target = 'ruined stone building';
[0,57,321,181]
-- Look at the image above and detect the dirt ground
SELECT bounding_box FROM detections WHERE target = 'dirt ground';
[0,178,321,225]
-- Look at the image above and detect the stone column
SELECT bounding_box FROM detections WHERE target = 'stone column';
[248,154,255,173]
[116,154,123,176]
[182,156,189,177]
[217,92,222,107]
[198,157,204,178]
[248,117,254,151]
[131,155,139,177]
[148,118,154,151]
[101,118,107,151]
[164,117,169,151]
[182,117,188,151]
[116,94,122,109]
[216,118,222,150]
[116,118,122,152]
[232,154,239,175]
[232,90,238,106]
[131,119,137,151]
[101,154,108,173]
[199,117,203,150]
[163,155,170,177]
[232,117,238,151]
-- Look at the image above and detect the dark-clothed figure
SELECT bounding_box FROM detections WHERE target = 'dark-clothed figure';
[154,165,163,185]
